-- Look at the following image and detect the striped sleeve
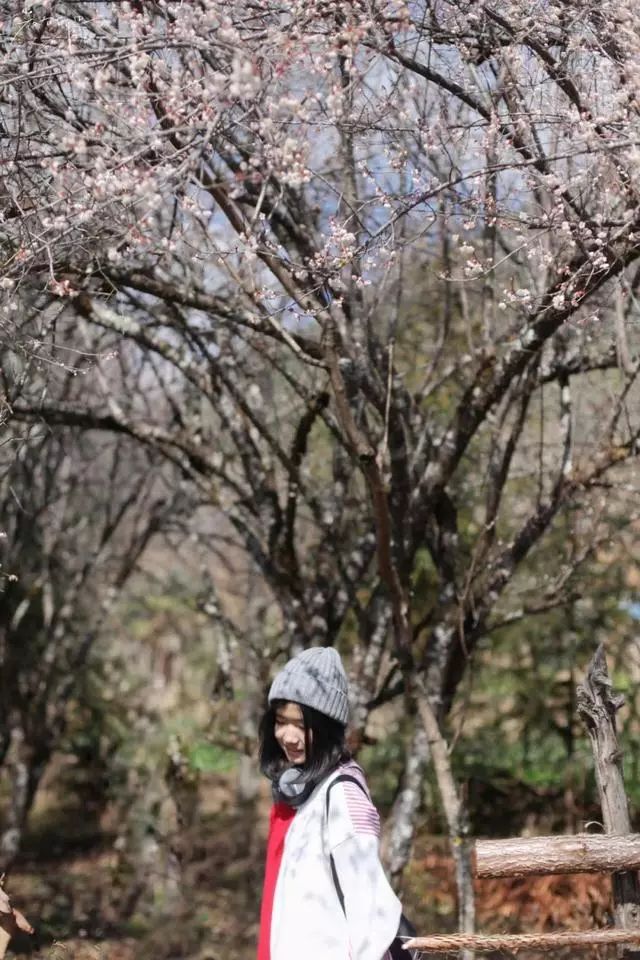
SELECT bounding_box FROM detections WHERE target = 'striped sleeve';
[324,765,403,960]
[342,777,381,837]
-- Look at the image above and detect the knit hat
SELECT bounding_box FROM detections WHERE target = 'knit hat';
[268,647,349,726]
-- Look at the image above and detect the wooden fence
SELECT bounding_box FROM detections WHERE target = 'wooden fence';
[408,644,640,956]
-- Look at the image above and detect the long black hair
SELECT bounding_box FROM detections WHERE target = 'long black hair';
[259,699,351,781]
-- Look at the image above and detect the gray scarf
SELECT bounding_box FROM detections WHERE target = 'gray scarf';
[272,766,319,807]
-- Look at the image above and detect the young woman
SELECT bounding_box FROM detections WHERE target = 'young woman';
[257,647,402,960]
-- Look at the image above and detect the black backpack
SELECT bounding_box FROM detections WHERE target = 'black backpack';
[325,774,420,960]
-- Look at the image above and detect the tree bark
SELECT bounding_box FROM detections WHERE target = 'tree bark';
[113,765,184,923]
[236,652,261,808]
[385,721,430,883]
[474,834,640,878]
[413,677,475,960]
[348,598,391,748]
[577,644,640,958]
[0,711,53,874]
[0,722,30,874]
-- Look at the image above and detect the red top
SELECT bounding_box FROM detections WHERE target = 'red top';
[257,802,296,960]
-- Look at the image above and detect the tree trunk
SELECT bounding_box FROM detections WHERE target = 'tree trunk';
[349,600,391,749]
[236,655,261,808]
[235,569,266,813]
[165,739,199,875]
[0,715,51,874]
[577,644,640,958]
[384,720,429,884]
[235,637,266,911]
[113,766,184,923]
[413,677,475,960]
[0,722,30,874]
[474,834,640,878]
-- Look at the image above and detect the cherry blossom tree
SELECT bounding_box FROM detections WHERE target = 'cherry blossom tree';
[4,0,640,921]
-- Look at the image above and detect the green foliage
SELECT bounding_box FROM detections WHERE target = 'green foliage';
[188,741,237,774]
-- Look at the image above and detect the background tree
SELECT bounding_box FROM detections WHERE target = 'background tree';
[0,420,175,871]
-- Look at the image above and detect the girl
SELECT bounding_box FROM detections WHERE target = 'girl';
[257,647,402,960]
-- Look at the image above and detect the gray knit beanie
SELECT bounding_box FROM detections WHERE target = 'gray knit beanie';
[268,647,349,726]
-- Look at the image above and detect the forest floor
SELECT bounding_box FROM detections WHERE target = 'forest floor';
[5,773,616,960]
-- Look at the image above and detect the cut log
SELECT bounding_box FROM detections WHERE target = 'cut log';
[474,833,640,878]
[577,644,640,958]
[406,929,640,954]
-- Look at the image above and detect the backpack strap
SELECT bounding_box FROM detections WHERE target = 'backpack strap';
[325,773,369,913]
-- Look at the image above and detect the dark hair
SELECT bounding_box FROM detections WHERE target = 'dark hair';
[259,699,351,781]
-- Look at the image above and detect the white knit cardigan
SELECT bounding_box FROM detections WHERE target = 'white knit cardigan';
[270,761,402,960]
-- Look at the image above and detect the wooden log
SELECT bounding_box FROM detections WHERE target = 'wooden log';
[405,929,640,954]
[577,644,640,958]
[474,833,640,879]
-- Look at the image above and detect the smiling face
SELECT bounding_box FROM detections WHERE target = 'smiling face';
[274,701,309,766]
